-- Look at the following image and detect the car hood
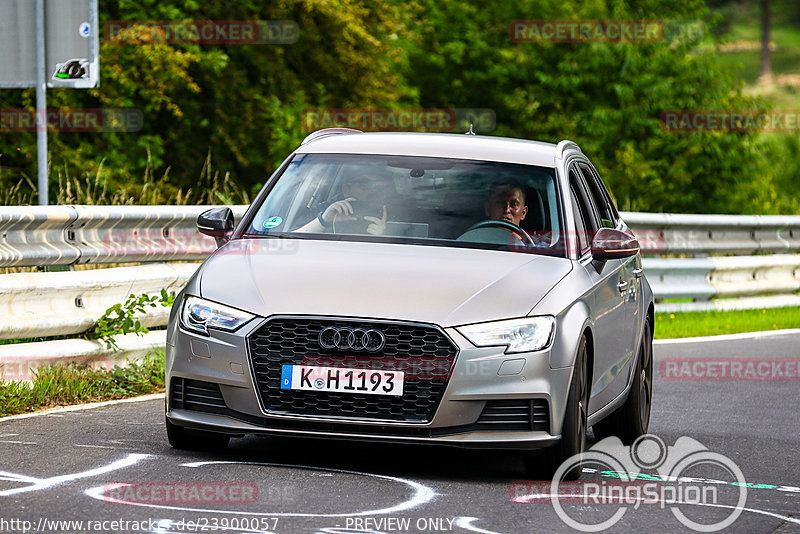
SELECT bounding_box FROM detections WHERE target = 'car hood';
[198,238,572,327]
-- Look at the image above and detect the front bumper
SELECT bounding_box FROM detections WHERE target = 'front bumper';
[165,316,575,450]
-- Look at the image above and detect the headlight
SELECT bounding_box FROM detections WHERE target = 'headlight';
[180,296,255,335]
[456,316,555,353]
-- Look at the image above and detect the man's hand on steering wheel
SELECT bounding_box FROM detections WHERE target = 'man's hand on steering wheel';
[463,219,536,247]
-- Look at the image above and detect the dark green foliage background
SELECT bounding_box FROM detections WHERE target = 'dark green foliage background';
[0,0,798,213]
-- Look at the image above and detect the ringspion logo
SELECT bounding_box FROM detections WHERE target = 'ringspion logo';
[512,435,747,532]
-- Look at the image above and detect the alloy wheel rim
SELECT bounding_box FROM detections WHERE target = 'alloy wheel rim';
[639,327,653,427]
[577,345,587,452]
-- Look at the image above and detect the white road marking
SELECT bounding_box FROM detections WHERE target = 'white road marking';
[86,460,436,518]
[75,444,118,450]
[0,440,37,445]
[0,471,41,483]
[454,517,508,534]
[0,453,150,497]
[0,393,164,422]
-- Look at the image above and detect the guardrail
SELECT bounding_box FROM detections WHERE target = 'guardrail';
[642,255,800,312]
[0,263,197,340]
[0,205,249,379]
[0,260,199,380]
[619,211,800,312]
[0,206,798,379]
[0,205,248,267]
[0,331,166,381]
[2,205,798,264]
[621,212,800,255]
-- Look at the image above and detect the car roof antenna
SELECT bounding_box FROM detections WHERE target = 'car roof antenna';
[465,123,476,135]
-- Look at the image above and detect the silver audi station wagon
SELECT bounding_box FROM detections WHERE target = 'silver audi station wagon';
[165,129,654,478]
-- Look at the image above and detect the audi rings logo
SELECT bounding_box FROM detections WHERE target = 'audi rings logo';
[318,327,386,352]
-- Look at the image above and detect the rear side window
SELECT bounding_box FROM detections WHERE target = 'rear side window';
[568,166,594,255]
[579,162,619,228]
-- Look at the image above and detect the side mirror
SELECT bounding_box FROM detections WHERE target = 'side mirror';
[591,228,639,260]
[197,207,234,248]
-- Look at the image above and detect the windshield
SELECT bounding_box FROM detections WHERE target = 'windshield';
[244,153,564,256]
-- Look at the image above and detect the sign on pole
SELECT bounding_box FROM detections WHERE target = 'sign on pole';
[0,0,99,205]
[0,0,99,88]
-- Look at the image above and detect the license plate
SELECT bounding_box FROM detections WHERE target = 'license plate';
[280,365,404,396]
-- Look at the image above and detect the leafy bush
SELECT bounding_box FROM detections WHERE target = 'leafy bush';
[86,289,175,350]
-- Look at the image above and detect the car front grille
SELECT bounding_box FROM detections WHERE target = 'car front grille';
[247,317,458,423]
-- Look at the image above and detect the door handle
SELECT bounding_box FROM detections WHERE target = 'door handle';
[617,280,629,293]
[633,268,644,278]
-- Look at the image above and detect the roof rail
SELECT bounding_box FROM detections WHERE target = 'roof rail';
[555,139,581,159]
[301,128,363,146]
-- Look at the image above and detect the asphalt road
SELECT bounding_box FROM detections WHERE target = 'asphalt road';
[1,332,798,534]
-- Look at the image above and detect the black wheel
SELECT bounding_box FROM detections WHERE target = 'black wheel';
[166,417,231,450]
[524,336,589,480]
[592,316,653,443]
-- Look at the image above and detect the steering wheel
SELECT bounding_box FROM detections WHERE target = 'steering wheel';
[461,219,536,247]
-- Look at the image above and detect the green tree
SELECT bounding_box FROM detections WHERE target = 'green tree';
[400,0,775,213]
[0,0,411,202]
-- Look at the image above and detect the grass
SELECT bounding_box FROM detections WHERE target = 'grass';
[0,150,251,207]
[714,2,800,108]
[655,306,800,339]
[0,349,165,417]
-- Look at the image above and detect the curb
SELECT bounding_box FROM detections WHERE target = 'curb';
[655,328,800,345]
[0,392,164,422]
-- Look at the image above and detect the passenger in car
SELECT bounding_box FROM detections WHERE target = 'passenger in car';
[294,173,390,234]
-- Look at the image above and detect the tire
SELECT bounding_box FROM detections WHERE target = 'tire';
[524,335,589,480]
[592,316,653,443]
[166,417,231,450]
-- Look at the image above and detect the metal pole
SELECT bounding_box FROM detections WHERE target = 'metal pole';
[35,0,48,205]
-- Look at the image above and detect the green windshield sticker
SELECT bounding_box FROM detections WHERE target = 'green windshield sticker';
[262,216,283,229]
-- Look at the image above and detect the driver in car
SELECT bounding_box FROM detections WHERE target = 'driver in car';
[295,173,389,235]
[484,179,528,227]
